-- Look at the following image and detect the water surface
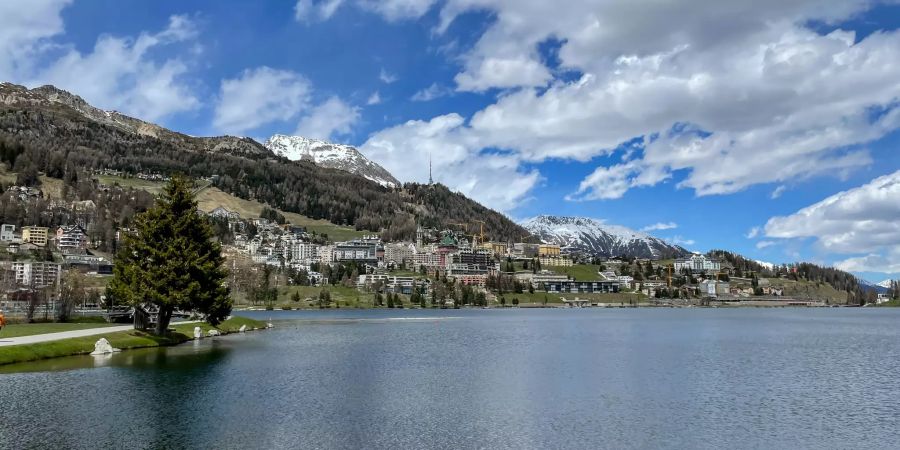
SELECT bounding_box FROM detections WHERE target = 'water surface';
[1,308,898,449]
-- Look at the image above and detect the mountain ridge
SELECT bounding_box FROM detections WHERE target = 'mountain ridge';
[521,215,688,259]
[264,134,399,188]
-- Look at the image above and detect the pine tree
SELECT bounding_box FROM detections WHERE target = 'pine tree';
[108,175,230,334]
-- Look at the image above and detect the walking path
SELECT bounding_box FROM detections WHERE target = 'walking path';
[0,324,136,347]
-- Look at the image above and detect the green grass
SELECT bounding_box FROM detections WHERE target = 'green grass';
[0,316,265,366]
[0,322,120,338]
[876,299,900,307]
[547,264,604,281]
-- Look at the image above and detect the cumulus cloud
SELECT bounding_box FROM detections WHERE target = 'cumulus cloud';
[213,67,312,134]
[346,0,900,206]
[379,68,397,84]
[6,11,203,122]
[0,0,71,80]
[668,236,695,246]
[641,222,677,232]
[294,0,345,22]
[765,170,900,253]
[746,227,761,239]
[765,170,900,273]
[360,114,541,212]
[411,83,452,102]
[295,96,360,140]
[367,91,382,105]
[834,253,900,275]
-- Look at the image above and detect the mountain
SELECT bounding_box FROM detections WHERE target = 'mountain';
[860,279,890,294]
[264,135,399,188]
[521,215,688,259]
[0,82,526,241]
[0,83,270,158]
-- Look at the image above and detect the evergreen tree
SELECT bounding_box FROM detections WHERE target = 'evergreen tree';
[108,175,230,334]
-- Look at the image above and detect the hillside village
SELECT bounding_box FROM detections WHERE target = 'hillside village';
[0,167,894,322]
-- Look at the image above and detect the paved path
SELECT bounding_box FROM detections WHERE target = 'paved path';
[0,325,137,347]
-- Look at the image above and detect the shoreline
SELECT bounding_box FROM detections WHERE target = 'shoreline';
[0,316,266,366]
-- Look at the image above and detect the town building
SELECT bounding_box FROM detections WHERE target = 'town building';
[291,242,318,263]
[21,226,49,246]
[674,254,721,273]
[544,280,620,294]
[538,244,561,256]
[56,225,88,253]
[10,261,61,287]
[538,255,573,267]
[334,240,379,264]
[384,243,416,268]
[0,224,15,241]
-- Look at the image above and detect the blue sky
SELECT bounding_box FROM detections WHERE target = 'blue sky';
[2,0,899,281]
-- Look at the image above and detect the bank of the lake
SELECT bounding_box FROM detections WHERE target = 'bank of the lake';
[0,316,265,366]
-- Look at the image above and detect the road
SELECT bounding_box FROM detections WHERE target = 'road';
[0,324,136,347]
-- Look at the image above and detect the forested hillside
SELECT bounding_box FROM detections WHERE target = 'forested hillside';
[0,83,527,241]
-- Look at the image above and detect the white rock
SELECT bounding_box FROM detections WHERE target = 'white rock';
[89,338,119,355]
[239,324,247,333]
[193,326,202,339]
[208,329,221,337]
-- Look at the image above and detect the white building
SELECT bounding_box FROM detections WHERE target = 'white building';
[0,224,15,241]
[674,254,721,273]
[11,261,61,287]
[317,245,335,264]
[291,242,318,263]
[384,243,415,267]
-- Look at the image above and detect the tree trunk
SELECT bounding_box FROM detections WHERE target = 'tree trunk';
[155,307,173,335]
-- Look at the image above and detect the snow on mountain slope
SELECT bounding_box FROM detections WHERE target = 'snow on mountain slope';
[877,279,893,289]
[521,215,688,259]
[264,134,399,188]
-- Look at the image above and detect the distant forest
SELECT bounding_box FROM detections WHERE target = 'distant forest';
[0,106,527,242]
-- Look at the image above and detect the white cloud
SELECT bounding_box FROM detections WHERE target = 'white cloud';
[213,67,312,134]
[765,170,900,274]
[668,235,695,246]
[360,114,541,212]
[12,14,203,122]
[756,240,776,249]
[295,96,360,140]
[357,0,900,206]
[746,227,761,239]
[294,0,346,22]
[367,91,382,105]
[379,68,397,84]
[834,253,900,275]
[641,222,677,232]
[411,83,452,102]
[765,170,900,253]
[0,0,71,80]
[771,185,787,199]
[358,0,437,21]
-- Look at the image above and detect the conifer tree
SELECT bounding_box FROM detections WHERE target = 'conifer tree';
[108,175,231,334]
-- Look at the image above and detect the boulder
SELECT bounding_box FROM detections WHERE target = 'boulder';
[89,338,120,355]
[193,326,202,339]
[239,324,247,333]
[208,329,221,337]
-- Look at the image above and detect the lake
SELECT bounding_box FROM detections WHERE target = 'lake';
[1,308,899,449]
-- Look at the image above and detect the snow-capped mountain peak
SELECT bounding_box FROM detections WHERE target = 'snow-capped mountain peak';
[264,134,399,188]
[877,279,893,289]
[520,215,688,259]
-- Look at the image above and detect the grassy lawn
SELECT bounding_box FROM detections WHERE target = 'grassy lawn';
[547,264,604,281]
[0,322,120,338]
[0,316,265,366]
[95,174,167,194]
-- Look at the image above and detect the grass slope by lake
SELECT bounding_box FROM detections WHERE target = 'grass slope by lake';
[0,316,265,366]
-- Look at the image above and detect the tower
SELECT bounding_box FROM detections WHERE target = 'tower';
[428,152,433,185]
